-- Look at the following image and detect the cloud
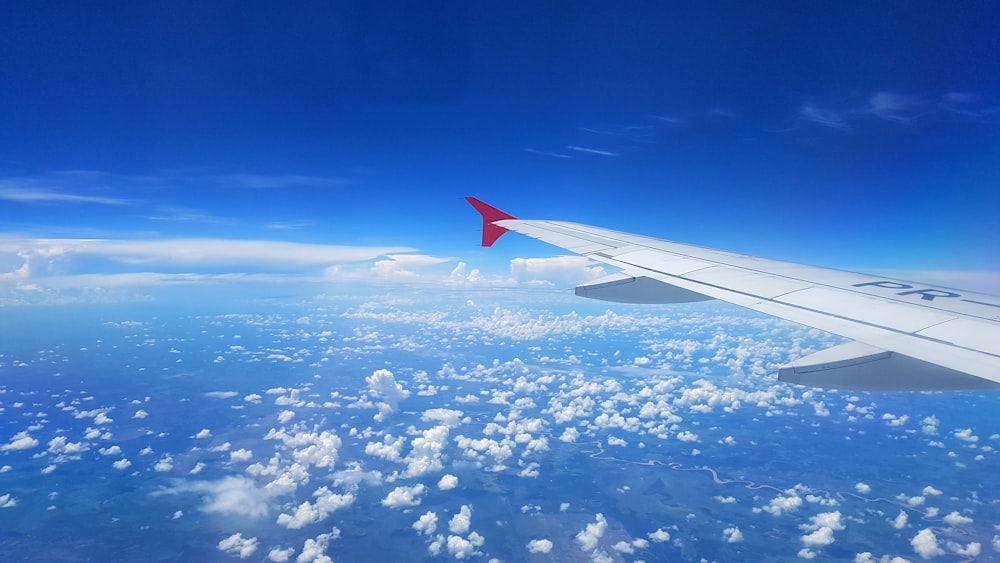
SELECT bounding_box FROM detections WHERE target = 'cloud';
[797,90,997,132]
[0,236,414,269]
[276,487,354,529]
[509,256,606,287]
[1,431,39,451]
[524,148,573,159]
[449,505,473,535]
[413,511,438,535]
[437,474,458,490]
[156,476,273,519]
[723,526,743,543]
[381,484,425,508]
[890,510,908,530]
[854,482,871,494]
[371,254,452,280]
[366,369,410,421]
[942,511,973,526]
[527,538,553,553]
[566,145,621,157]
[910,528,944,559]
[217,533,259,559]
[0,186,129,206]
[576,513,608,552]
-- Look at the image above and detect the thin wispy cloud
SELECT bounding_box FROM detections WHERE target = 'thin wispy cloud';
[4,237,414,268]
[797,90,997,130]
[0,187,129,206]
[265,220,316,230]
[566,145,621,157]
[146,208,236,226]
[524,148,573,159]
[218,174,355,190]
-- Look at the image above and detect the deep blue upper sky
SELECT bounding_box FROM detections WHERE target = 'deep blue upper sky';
[1,2,999,287]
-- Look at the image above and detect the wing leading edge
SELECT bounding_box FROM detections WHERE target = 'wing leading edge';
[465,197,1000,391]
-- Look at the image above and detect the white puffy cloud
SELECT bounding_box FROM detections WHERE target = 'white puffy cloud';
[267,547,296,562]
[413,511,438,535]
[296,528,340,563]
[801,527,835,547]
[47,436,89,455]
[954,428,978,442]
[910,528,945,559]
[230,449,254,463]
[648,528,671,542]
[446,533,483,560]
[890,510,908,530]
[942,511,973,526]
[576,513,607,552]
[0,493,16,508]
[759,493,802,516]
[154,456,174,472]
[723,526,743,543]
[366,369,410,421]
[113,458,132,470]
[449,505,473,535]
[527,539,553,553]
[217,533,258,559]
[922,486,942,496]
[1,431,39,451]
[276,487,354,529]
[854,482,871,494]
[437,474,459,490]
[195,428,213,439]
[381,484,425,508]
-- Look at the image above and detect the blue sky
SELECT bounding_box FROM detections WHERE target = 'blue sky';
[2,2,999,300]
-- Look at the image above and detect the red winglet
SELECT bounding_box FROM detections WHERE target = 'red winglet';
[465,197,517,247]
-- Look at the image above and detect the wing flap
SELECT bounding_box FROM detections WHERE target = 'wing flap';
[779,341,1000,391]
[576,272,714,304]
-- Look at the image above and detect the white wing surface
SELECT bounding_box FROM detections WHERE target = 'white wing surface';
[467,197,1000,391]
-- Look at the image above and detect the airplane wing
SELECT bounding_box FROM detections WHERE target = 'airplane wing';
[466,197,1000,391]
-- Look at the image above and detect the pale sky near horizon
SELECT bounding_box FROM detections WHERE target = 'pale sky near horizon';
[2,2,999,301]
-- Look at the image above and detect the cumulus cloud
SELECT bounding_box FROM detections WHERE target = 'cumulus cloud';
[890,510,908,530]
[576,513,608,552]
[723,526,743,543]
[413,511,438,535]
[381,484,425,508]
[437,474,458,490]
[527,539,553,553]
[217,533,259,559]
[449,505,473,535]
[276,487,354,529]
[366,369,410,421]
[1,431,39,451]
[648,528,671,542]
[942,511,973,526]
[910,528,944,559]
[759,493,803,516]
[855,482,871,494]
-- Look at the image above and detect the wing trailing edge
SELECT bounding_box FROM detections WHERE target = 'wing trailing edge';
[778,342,1000,391]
